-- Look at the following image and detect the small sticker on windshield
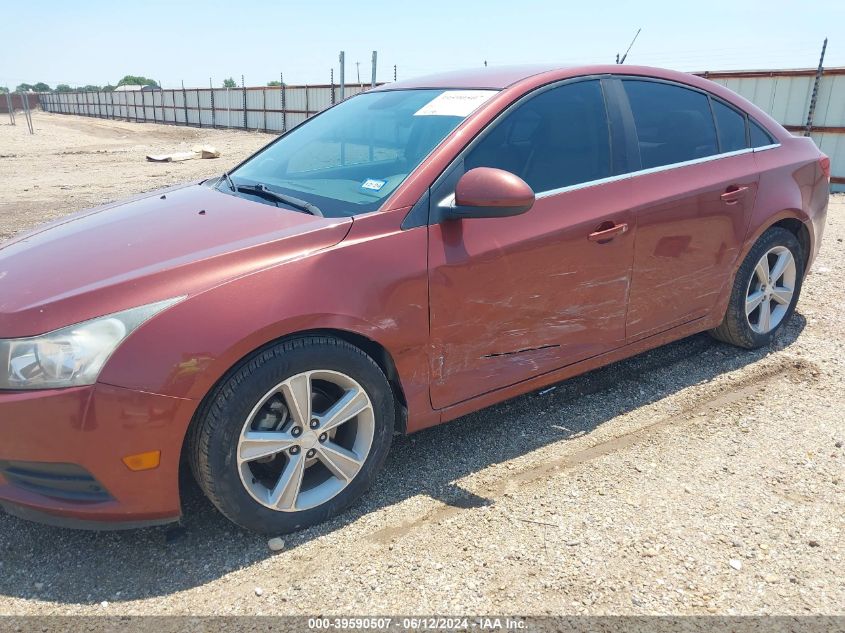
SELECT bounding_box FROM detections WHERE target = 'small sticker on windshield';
[361,178,387,191]
[413,90,498,117]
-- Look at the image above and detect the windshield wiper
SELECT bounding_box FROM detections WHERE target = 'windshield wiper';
[234,183,323,217]
[220,171,236,192]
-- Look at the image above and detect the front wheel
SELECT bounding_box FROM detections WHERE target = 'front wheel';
[710,227,804,349]
[189,336,395,534]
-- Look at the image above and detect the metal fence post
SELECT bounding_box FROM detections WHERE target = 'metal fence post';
[804,37,828,137]
[241,75,247,129]
[210,78,216,128]
[19,92,33,134]
[330,68,335,105]
[181,81,188,126]
[339,51,345,100]
[157,82,162,123]
[371,51,377,88]
[305,84,309,118]
[5,91,14,125]
[281,73,286,132]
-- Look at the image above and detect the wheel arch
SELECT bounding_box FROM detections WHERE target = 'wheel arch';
[177,327,410,506]
[769,217,811,270]
[181,327,407,454]
[741,209,813,272]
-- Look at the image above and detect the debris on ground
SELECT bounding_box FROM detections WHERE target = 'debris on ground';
[146,145,221,162]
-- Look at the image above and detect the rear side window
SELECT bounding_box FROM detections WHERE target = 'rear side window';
[464,80,611,192]
[623,80,719,169]
[712,100,748,152]
[750,119,776,147]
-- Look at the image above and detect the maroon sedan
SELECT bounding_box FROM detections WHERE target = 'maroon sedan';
[0,65,830,533]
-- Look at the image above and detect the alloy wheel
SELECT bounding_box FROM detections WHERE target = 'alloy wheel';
[237,370,375,512]
[745,245,796,334]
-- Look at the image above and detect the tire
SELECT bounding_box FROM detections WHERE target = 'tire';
[710,227,804,349]
[189,336,395,534]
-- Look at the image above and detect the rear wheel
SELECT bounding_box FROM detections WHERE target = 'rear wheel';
[189,336,395,534]
[710,227,804,349]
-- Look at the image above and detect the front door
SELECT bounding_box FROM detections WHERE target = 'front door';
[427,79,636,409]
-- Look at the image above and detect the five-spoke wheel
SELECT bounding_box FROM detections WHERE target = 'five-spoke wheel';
[745,245,797,335]
[237,370,375,512]
[189,336,394,534]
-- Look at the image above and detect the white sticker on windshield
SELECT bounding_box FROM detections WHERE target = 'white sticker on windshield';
[361,178,387,191]
[413,90,498,117]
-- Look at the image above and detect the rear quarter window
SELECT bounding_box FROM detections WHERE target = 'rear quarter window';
[750,119,777,147]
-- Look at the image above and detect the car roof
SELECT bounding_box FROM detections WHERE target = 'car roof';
[372,63,723,92]
[373,65,572,90]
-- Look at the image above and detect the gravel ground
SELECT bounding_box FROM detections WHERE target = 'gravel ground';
[0,112,843,616]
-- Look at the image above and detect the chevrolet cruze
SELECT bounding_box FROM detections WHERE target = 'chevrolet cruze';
[0,65,830,533]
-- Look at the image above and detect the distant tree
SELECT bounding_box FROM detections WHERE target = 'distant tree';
[103,84,116,92]
[222,77,237,88]
[55,84,73,92]
[117,75,159,87]
[32,82,51,92]
[0,86,8,94]
[79,84,102,92]
[15,83,33,92]
[266,80,282,87]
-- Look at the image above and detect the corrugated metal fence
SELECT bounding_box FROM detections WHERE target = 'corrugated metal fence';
[0,92,39,113]
[38,83,373,133]
[36,69,845,189]
[698,67,845,190]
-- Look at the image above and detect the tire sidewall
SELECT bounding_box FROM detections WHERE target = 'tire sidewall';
[203,339,394,534]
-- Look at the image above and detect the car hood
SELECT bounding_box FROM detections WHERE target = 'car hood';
[0,183,352,337]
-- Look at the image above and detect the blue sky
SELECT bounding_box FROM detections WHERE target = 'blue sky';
[2,0,841,89]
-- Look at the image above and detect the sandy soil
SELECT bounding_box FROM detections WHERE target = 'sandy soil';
[0,111,268,241]
[0,112,842,617]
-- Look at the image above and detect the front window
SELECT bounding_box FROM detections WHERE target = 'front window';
[464,79,612,193]
[230,89,497,217]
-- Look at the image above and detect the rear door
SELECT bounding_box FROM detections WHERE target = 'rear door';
[427,79,637,409]
[617,78,760,341]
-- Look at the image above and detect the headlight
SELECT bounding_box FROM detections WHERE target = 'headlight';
[0,297,183,390]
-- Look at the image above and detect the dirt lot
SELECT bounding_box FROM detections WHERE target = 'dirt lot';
[0,112,843,616]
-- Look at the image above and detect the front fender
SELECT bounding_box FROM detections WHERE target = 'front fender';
[98,212,433,430]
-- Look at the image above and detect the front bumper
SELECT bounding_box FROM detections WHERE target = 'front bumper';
[0,383,197,529]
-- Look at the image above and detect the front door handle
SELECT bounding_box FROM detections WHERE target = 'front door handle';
[721,185,749,205]
[588,222,628,243]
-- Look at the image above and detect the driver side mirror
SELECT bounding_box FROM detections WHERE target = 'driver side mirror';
[441,167,535,221]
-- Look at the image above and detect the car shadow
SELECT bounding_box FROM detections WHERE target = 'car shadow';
[0,313,807,604]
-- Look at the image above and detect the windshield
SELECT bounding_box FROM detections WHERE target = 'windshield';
[229,89,498,217]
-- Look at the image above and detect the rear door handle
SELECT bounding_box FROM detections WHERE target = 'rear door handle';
[588,222,628,242]
[721,185,749,205]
